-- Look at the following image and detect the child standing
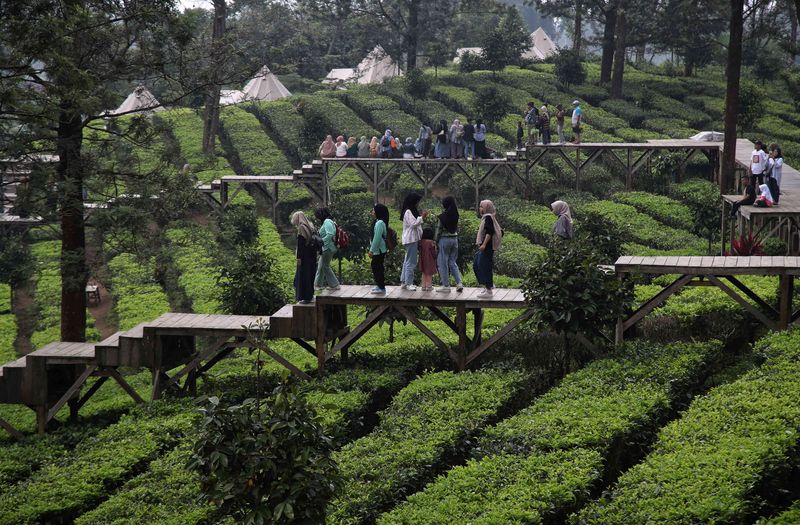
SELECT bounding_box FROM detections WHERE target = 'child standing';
[418,227,438,292]
[516,121,524,150]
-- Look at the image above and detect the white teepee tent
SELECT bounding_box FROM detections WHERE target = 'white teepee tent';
[241,66,292,101]
[323,68,357,85]
[354,46,401,84]
[220,89,245,106]
[522,27,558,60]
[109,85,164,116]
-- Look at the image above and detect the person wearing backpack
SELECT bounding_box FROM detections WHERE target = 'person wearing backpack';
[435,196,463,293]
[313,207,340,290]
[380,129,394,159]
[369,203,390,294]
[291,211,318,304]
[525,102,539,146]
[463,118,475,159]
[400,192,428,291]
[449,118,464,159]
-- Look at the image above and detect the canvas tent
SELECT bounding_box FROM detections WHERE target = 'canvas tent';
[690,131,724,142]
[323,68,357,85]
[220,89,245,106]
[241,66,291,101]
[522,27,557,60]
[453,47,483,64]
[108,85,164,116]
[354,46,401,84]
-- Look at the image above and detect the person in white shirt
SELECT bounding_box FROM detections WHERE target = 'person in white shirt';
[571,100,583,144]
[335,135,348,158]
[750,140,768,186]
[399,192,428,291]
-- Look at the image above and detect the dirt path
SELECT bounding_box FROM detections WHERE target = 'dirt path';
[88,284,115,339]
[13,282,35,356]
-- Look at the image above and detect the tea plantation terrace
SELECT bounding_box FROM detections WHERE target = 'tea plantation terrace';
[1,256,798,439]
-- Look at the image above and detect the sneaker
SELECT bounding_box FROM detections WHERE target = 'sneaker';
[477,288,493,297]
[328,285,341,290]
[456,283,464,292]
[314,286,325,291]
[405,284,417,291]
[370,287,386,294]
[436,286,452,293]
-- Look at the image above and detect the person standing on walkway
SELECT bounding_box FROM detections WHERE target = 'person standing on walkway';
[750,140,768,186]
[474,119,487,158]
[369,203,390,294]
[540,105,551,145]
[474,199,502,297]
[525,102,539,145]
[516,121,524,150]
[571,100,583,144]
[463,118,475,159]
[550,200,574,240]
[369,136,379,158]
[419,227,438,291]
[314,207,340,290]
[434,119,449,158]
[291,211,317,304]
[419,123,433,158]
[768,145,783,204]
[403,137,416,158]
[400,192,428,290]
[555,104,566,144]
[449,118,464,159]
[436,196,463,293]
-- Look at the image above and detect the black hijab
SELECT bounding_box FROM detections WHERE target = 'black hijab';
[439,196,458,234]
[400,192,422,220]
[374,203,389,226]
[314,207,332,222]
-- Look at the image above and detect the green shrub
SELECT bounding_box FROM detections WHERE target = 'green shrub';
[574,329,800,524]
[299,93,378,140]
[611,191,694,231]
[165,226,223,314]
[334,89,419,140]
[218,244,288,316]
[219,105,293,178]
[494,231,547,278]
[107,253,171,331]
[247,100,305,162]
[599,99,651,128]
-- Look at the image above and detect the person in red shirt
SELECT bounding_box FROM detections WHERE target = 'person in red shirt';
[418,227,438,292]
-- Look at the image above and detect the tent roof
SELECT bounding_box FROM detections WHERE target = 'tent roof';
[109,85,164,116]
[354,46,401,84]
[323,68,357,84]
[522,27,557,60]
[453,47,483,64]
[690,131,724,142]
[241,66,291,101]
[220,89,245,106]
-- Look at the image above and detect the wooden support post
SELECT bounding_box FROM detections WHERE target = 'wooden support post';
[46,365,96,423]
[626,148,633,190]
[575,148,581,190]
[151,367,163,401]
[272,181,279,224]
[473,309,484,349]
[474,163,480,211]
[219,181,228,210]
[779,274,794,330]
[35,405,46,435]
[373,163,379,204]
[707,275,778,330]
[315,302,327,371]
[456,305,468,371]
[75,376,109,410]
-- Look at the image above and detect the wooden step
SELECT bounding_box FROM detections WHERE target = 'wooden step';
[269,304,294,339]
[291,303,316,340]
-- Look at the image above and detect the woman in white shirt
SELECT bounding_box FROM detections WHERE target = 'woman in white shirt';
[335,135,348,158]
[400,192,428,290]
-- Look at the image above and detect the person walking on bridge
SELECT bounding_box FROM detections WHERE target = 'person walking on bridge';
[369,204,390,294]
[571,100,583,144]
[314,207,340,291]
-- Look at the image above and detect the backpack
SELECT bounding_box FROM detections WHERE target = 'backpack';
[385,227,398,252]
[310,233,324,254]
[525,108,538,125]
[334,223,350,250]
[381,135,391,147]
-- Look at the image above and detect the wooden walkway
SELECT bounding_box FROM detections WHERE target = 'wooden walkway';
[314,285,529,371]
[615,255,799,342]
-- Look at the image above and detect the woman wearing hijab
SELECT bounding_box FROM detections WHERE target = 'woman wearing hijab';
[400,192,428,291]
[335,136,348,158]
[768,146,783,204]
[380,129,394,158]
[402,137,415,158]
[346,136,359,157]
[434,119,449,159]
[551,200,573,240]
[291,211,317,304]
[435,196,463,293]
[755,183,774,207]
[474,119,487,159]
[474,199,502,297]
[369,136,379,158]
[358,136,370,158]
[313,207,340,290]
[369,203,390,294]
[449,119,464,159]
[319,135,336,158]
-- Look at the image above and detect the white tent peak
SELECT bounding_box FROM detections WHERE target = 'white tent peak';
[354,46,402,84]
[241,66,292,101]
[109,85,164,116]
[522,27,558,60]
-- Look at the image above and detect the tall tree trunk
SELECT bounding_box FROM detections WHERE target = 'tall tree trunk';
[57,108,88,342]
[684,57,695,76]
[600,8,617,83]
[635,44,645,63]
[610,2,627,99]
[202,0,226,155]
[406,0,419,70]
[791,4,798,64]
[721,0,745,193]
[573,0,582,54]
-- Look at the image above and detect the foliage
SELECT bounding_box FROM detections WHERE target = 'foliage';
[403,67,430,99]
[190,380,339,525]
[219,105,293,178]
[458,51,487,73]
[218,204,260,247]
[328,369,527,525]
[107,253,171,331]
[480,7,530,73]
[553,50,586,86]
[218,244,287,316]
[165,226,223,314]
[737,81,765,132]
[522,239,634,337]
[0,230,32,296]
[574,329,800,523]
[611,191,694,231]
[670,178,721,240]
[730,232,765,256]
[472,85,512,126]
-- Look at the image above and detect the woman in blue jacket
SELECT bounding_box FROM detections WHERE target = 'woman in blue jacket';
[314,207,340,290]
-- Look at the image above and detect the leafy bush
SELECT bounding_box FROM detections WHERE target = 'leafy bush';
[333,89,419,140]
[458,51,487,73]
[473,84,512,126]
[328,369,528,525]
[599,99,651,128]
[247,100,305,162]
[298,93,377,140]
[670,178,720,240]
[494,231,547,278]
[738,81,765,132]
[218,244,288,316]
[107,253,171,331]
[574,329,800,524]
[403,68,430,99]
[553,50,586,86]
[611,191,694,231]
[165,226,223,314]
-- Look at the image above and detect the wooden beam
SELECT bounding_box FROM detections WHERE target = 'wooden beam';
[707,275,778,330]
[622,274,693,331]
[394,305,456,361]
[456,305,468,370]
[46,366,97,422]
[75,376,109,410]
[326,305,389,361]
[291,337,317,356]
[106,368,145,404]
[428,306,459,334]
[264,347,312,380]
[724,276,779,316]
[464,310,534,367]
[778,275,794,330]
[0,417,24,440]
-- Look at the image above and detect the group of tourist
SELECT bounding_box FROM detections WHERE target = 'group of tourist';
[730,140,784,217]
[318,100,584,162]
[290,197,574,303]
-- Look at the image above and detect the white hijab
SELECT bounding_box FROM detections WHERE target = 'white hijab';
[476,199,502,251]
[758,184,773,203]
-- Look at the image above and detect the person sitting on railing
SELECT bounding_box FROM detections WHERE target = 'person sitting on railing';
[380,129,394,158]
[729,174,756,218]
[346,136,359,157]
[369,136,379,158]
[357,136,370,158]
[319,135,336,158]
[402,137,415,159]
[335,136,348,158]
[434,119,449,158]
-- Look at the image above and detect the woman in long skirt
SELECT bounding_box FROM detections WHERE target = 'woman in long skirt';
[291,211,317,303]
[473,199,502,297]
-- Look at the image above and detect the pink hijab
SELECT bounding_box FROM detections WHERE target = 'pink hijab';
[319,135,336,157]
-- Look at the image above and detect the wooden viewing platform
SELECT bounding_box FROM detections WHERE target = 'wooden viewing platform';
[615,255,799,343]
[313,285,529,371]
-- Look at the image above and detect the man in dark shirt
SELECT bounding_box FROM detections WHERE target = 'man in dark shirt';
[730,174,756,218]
[463,118,475,159]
